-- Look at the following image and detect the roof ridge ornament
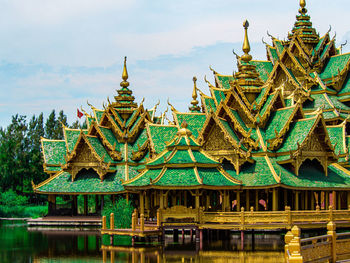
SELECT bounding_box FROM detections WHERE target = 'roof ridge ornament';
[241,20,252,63]
[120,56,129,88]
[299,0,307,15]
[189,76,201,112]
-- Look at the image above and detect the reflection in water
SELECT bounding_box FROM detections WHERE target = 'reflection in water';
[0,221,284,262]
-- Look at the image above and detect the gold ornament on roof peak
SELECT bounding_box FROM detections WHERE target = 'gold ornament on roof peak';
[241,20,252,63]
[120,56,129,88]
[189,76,201,112]
[177,120,192,137]
[299,0,307,14]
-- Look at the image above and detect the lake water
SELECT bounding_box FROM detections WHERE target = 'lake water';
[0,220,285,263]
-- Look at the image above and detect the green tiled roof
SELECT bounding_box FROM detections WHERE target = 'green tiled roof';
[203,97,217,112]
[277,161,350,189]
[86,136,114,163]
[229,108,249,132]
[42,140,66,165]
[45,166,62,172]
[339,74,350,95]
[327,126,345,154]
[249,61,273,82]
[277,117,317,152]
[94,110,104,123]
[268,47,279,63]
[174,113,207,138]
[125,169,160,187]
[216,75,234,89]
[99,126,120,151]
[264,106,296,140]
[154,167,199,186]
[274,40,284,55]
[147,124,178,153]
[36,170,124,193]
[198,168,238,186]
[64,129,87,153]
[226,157,277,186]
[319,53,350,80]
[212,89,226,106]
[218,119,240,143]
[259,93,275,117]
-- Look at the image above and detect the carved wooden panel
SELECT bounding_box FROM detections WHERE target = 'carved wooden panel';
[203,125,234,152]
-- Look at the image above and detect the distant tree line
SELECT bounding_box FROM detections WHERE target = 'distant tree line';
[0,110,85,203]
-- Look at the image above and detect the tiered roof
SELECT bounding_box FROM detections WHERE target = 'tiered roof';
[34,0,350,195]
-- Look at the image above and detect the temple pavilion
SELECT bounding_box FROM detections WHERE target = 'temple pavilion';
[34,0,350,217]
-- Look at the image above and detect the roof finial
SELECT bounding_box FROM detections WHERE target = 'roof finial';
[241,20,252,63]
[189,76,201,112]
[299,0,307,14]
[120,56,129,88]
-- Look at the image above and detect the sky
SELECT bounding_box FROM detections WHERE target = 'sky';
[1,0,350,127]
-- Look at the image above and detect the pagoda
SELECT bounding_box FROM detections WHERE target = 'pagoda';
[34,0,350,216]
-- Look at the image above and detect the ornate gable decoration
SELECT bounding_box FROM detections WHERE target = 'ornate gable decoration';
[62,133,111,182]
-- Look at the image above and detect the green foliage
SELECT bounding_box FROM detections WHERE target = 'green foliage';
[0,190,47,218]
[102,198,134,229]
[0,190,28,206]
[0,110,85,202]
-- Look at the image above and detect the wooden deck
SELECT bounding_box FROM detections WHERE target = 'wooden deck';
[27,216,101,227]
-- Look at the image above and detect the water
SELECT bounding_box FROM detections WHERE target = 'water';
[0,220,285,262]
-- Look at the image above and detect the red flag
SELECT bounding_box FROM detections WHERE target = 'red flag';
[77,109,83,118]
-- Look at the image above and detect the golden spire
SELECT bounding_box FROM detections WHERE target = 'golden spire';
[189,76,201,112]
[299,0,307,14]
[241,20,252,63]
[120,56,129,88]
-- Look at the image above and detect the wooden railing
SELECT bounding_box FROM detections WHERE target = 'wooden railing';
[101,205,350,239]
[157,205,350,230]
[285,221,350,262]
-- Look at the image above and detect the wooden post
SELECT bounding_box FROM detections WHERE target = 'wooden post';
[206,194,210,210]
[255,190,259,211]
[236,191,241,212]
[132,211,136,231]
[311,191,315,210]
[284,189,288,208]
[195,190,200,208]
[157,209,161,227]
[84,195,88,215]
[140,192,145,215]
[159,190,164,209]
[329,205,334,221]
[184,191,187,207]
[240,207,245,230]
[332,191,336,209]
[110,213,114,230]
[245,190,250,211]
[102,216,106,229]
[126,192,129,203]
[305,191,309,210]
[327,221,336,263]
[325,191,329,209]
[337,192,341,210]
[272,188,278,211]
[347,192,350,208]
[295,191,299,211]
[285,206,292,229]
[95,195,99,213]
[140,214,144,232]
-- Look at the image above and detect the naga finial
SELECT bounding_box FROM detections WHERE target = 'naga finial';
[241,20,252,63]
[120,56,129,88]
